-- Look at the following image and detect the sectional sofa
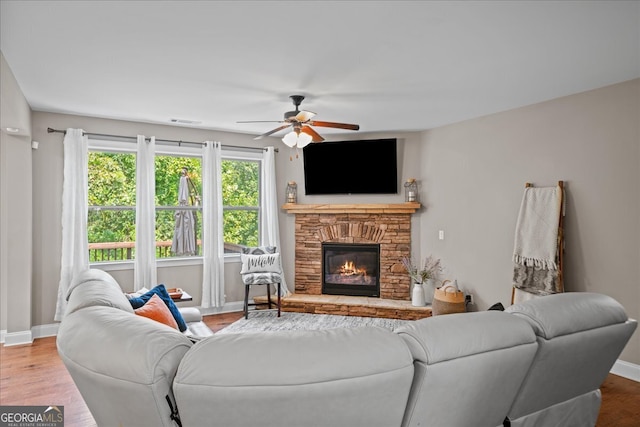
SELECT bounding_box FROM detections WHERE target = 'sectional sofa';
[56,269,636,427]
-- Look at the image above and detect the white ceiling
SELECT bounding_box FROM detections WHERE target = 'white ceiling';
[1,1,639,139]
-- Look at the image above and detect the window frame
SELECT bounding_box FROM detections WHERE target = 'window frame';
[220,149,263,261]
[87,139,138,270]
[86,139,263,270]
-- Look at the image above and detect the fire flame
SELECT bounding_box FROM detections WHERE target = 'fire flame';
[339,260,367,277]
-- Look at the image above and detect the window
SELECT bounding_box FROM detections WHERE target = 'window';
[154,155,202,259]
[221,153,261,255]
[87,150,136,262]
[87,140,262,264]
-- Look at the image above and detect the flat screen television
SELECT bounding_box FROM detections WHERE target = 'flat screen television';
[303,138,398,195]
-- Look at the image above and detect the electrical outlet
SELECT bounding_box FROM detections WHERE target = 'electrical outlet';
[465,293,474,305]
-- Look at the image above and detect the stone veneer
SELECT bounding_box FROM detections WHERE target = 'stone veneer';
[294,213,412,300]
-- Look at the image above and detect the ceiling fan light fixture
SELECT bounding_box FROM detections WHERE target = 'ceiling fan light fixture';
[282,130,313,148]
[297,132,313,148]
[282,131,298,147]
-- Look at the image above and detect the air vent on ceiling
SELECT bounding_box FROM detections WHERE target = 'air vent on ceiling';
[170,118,202,125]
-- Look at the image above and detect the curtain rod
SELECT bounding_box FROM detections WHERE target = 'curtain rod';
[46,127,277,152]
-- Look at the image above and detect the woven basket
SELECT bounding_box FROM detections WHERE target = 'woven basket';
[432,283,466,316]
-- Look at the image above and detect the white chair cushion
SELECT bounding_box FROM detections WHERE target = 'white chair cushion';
[241,272,282,285]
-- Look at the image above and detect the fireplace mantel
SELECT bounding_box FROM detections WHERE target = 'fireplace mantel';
[282,202,421,214]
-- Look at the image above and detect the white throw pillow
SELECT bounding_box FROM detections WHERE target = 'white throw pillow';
[240,253,281,274]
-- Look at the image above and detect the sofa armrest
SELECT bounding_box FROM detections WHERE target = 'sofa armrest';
[57,306,193,427]
[178,307,202,323]
[504,292,637,422]
[505,292,630,339]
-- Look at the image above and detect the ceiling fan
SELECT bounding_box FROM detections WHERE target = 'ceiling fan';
[237,95,360,148]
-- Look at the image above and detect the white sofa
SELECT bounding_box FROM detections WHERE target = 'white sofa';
[56,269,636,427]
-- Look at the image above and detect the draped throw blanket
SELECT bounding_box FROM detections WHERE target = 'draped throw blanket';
[512,185,562,296]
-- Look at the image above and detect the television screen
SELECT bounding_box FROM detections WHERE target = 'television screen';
[303,138,398,195]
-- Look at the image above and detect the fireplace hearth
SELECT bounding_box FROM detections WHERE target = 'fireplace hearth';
[322,243,380,297]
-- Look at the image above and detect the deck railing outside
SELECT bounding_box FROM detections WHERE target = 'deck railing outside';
[88,241,244,262]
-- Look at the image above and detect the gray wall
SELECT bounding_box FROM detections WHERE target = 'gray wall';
[418,79,639,364]
[0,52,33,342]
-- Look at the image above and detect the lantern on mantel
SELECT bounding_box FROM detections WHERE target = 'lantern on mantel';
[286,181,297,204]
[404,178,418,203]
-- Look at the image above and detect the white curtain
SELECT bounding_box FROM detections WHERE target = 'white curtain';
[261,146,291,296]
[201,141,225,308]
[134,135,157,291]
[55,129,89,320]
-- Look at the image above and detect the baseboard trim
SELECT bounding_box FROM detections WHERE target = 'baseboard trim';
[199,301,244,316]
[611,359,640,382]
[2,329,33,346]
[32,323,59,339]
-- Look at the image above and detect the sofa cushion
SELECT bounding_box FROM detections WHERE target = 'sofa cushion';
[174,327,414,427]
[135,294,179,330]
[128,284,187,332]
[396,311,536,364]
[395,311,538,427]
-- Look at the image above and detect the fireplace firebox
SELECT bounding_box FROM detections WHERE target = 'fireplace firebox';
[322,243,380,297]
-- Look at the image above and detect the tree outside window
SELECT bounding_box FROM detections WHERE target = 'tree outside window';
[87,151,136,262]
[221,158,260,254]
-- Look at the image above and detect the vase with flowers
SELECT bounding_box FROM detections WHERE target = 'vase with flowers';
[401,255,443,306]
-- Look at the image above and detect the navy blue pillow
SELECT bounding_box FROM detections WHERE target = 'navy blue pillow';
[129,284,187,332]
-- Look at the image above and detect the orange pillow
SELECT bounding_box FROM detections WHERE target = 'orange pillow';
[134,294,179,330]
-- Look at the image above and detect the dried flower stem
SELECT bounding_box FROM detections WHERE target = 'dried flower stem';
[401,255,442,284]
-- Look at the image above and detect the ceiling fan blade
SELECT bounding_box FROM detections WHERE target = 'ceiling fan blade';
[295,110,316,122]
[308,120,360,131]
[254,124,291,140]
[301,126,325,142]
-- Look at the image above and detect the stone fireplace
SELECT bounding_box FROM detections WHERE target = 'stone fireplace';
[286,203,420,301]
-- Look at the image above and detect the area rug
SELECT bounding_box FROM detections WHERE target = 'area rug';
[216,311,411,335]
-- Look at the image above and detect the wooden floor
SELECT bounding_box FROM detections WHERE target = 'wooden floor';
[1,311,638,427]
